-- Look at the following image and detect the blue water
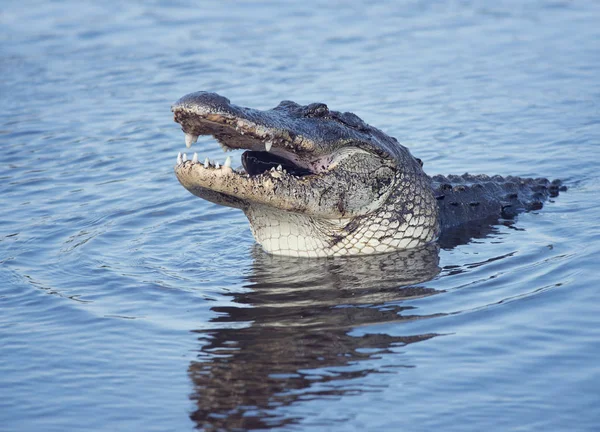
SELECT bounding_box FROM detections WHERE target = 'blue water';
[1,1,600,431]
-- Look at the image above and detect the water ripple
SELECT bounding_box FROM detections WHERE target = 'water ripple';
[1,0,599,431]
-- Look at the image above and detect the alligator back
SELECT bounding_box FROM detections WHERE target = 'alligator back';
[431,174,565,230]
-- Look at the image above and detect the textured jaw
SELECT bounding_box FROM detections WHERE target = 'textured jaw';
[173,146,394,219]
[174,155,320,214]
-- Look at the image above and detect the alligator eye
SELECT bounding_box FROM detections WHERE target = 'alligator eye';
[303,103,329,118]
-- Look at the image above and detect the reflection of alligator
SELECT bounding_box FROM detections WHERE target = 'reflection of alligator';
[172,92,566,257]
[189,244,442,431]
[187,218,526,430]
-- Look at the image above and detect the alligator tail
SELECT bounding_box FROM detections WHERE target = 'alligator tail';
[431,173,566,230]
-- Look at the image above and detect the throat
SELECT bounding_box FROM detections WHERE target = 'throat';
[244,205,349,257]
[242,151,312,177]
[243,200,439,257]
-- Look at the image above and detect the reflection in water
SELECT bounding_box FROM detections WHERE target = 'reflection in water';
[438,216,516,250]
[189,243,443,430]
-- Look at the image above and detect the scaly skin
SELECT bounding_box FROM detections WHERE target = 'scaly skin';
[172,92,564,257]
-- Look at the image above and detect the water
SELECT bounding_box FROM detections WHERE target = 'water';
[1,1,599,430]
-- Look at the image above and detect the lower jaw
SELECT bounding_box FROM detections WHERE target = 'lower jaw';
[175,156,319,214]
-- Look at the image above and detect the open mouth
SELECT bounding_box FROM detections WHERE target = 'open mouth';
[241,151,312,177]
[171,118,327,213]
[172,105,324,179]
[171,92,399,223]
[174,135,317,179]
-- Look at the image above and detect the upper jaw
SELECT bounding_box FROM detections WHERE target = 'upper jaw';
[171,91,399,171]
[172,91,317,171]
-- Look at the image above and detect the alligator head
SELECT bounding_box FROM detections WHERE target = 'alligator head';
[172,92,439,257]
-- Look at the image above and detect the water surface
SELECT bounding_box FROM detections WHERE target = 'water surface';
[1,1,600,431]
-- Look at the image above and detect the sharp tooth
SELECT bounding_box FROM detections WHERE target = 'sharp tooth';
[215,162,220,169]
[265,140,272,152]
[177,152,182,165]
[277,164,283,171]
[224,156,231,168]
[185,133,198,148]
[204,158,209,168]
[192,153,198,163]
[183,153,187,162]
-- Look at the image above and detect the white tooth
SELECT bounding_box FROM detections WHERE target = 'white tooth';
[224,156,231,168]
[204,158,209,168]
[177,152,182,165]
[270,167,276,172]
[183,153,187,162]
[215,162,220,169]
[192,153,198,163]
[185,133,198,148]
[277,164,282,171]
[265,140,272,152]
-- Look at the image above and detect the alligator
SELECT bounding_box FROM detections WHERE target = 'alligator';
[172,92,564,257]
